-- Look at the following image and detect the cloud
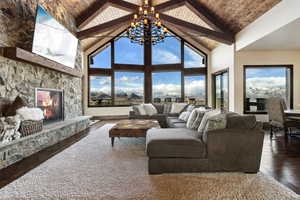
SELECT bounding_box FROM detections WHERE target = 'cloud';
[91,85,111,94]
[153,49,180,64]
[153,79,206,99]
[246,77,286,90]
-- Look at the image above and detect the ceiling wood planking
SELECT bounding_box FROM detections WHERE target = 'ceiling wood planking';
[185,0,231,34]
[160,14,234,44]
[163,5,214,31]
[77,14,132,40]
[195,0,281,33]
[80,6,131,31]
[76,0,109,29]
[109,0,140,12]
[156,0,185,12]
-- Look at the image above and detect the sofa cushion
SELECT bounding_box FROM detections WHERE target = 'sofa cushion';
[146,128,206,158]
[170,103,188,113]
[136,105,147,115]
[152,104,164,114]
[143,104,158,116]
[167,117,186,128]
[163,104,172,114]
[171,122,186,128]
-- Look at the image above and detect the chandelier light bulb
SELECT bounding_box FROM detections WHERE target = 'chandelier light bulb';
[144,19,148,25]
[144,0,148,5]
[134,14,138,19]
[155,13,160,19]
[151,7,155,12]
[139,7,143,12]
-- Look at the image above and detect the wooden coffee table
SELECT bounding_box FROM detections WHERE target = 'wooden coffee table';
[109,120,160,147]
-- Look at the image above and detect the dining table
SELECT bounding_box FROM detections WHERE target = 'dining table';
[284,109,300,117]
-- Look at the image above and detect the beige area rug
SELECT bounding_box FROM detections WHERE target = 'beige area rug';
[0,124,299,200]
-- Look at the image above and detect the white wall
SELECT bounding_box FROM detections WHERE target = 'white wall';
[235,50,300,121]
[210,44,235,111]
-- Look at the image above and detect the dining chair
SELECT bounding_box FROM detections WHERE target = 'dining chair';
[266,97,300,139]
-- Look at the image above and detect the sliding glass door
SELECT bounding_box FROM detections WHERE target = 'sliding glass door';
[213,70,229,111]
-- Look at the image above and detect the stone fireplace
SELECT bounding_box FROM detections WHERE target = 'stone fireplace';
[35,88,64,123]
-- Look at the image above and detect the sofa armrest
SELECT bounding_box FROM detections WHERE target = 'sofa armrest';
[206,128,265,172]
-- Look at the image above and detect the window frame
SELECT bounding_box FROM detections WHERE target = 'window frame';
[243,65,294,114]
[212,69,229,110]
[87,30,208,107]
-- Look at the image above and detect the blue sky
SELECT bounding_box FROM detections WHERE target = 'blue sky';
[246,68,286,78]
[90,35,206,98]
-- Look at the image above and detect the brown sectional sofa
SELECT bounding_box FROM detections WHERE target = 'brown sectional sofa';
[129,104,181,128]
[146,112,265,174]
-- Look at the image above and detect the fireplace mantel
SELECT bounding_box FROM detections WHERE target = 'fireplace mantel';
[0,47,83,78]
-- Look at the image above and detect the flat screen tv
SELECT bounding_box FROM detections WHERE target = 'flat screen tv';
[32,5,78,68]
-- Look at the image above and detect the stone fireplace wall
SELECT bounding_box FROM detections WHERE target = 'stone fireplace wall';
[0,0,83,119]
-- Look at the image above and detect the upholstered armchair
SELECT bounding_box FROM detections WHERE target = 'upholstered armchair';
[266,97,300,138]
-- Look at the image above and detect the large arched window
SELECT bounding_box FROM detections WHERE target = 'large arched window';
[88,31,207,107]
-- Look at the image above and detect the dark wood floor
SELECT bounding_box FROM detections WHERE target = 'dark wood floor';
[0,121,300,194]
[260,131,300,194]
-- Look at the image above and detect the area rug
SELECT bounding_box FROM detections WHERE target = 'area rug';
[0,124,299,200]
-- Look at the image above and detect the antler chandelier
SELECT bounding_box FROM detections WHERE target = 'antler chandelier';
[126,0,168,45]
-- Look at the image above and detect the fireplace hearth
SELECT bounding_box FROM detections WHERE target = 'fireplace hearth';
[35,88,64,124]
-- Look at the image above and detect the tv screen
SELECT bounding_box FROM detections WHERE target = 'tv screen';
[32,5,78,68]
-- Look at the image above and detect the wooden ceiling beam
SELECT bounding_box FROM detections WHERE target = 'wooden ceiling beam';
[185,0,231,34]
[76,0,109,29]
[77,14,132,40]
[109,0,139,12]
[160,14,234,44]
[156,0,185,12]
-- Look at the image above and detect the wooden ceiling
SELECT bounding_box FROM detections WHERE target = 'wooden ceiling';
[59,0,281,51]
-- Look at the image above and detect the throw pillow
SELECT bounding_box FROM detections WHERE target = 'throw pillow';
[170,103,188,113]
[136,105,146,115]
[190,110,206,130]
[186,109,198,129]
[179,111,192,122]
[197,109,220,137]
[132,105,140,115]
[186,104,195,112]
[202,113,227,143]
[5,96,27,117]
[143,104,158,116]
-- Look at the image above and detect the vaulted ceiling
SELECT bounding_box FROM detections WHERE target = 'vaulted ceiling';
[60,0,281,51]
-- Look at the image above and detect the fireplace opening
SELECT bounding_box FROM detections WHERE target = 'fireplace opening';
[35,88,64,124]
